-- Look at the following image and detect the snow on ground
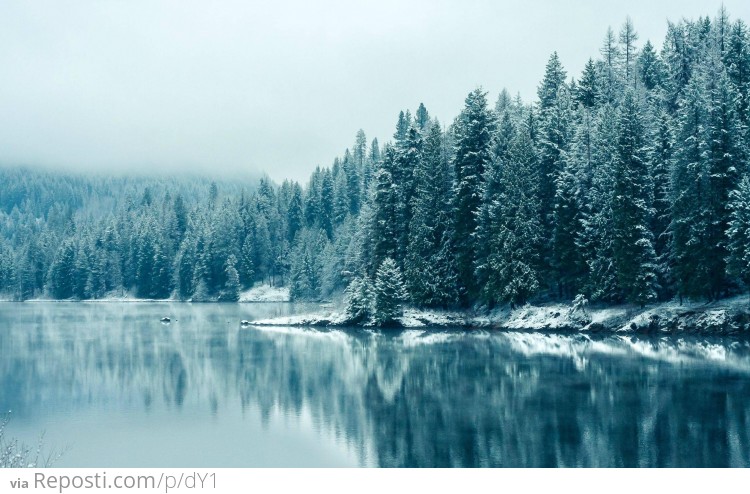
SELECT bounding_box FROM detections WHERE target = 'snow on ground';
[397,308,467,328]
[501,304,584,330]
[249,309,349,326]
[239,284,290,302]
[588,307,629,324]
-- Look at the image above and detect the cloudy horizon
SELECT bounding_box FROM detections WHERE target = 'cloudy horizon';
[1,0,748,184]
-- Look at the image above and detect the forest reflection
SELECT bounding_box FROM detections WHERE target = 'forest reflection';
[1,303,750,467]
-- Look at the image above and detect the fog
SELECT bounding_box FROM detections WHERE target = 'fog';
[0,0,747,183]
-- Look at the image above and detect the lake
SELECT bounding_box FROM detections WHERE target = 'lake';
[1,302,750,467]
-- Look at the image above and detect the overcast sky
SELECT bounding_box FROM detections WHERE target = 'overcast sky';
[1,1,749,183]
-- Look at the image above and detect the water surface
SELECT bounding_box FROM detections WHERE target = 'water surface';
[1,302,750,467]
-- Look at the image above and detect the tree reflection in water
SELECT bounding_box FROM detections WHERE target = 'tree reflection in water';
[1,303,750,467]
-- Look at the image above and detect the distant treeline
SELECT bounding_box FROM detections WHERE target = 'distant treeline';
[2,9,750,310]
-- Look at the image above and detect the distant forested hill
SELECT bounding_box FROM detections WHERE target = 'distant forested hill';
[3,9,750,311]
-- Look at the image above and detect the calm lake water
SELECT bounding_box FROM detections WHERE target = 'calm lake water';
[2,302,750,467]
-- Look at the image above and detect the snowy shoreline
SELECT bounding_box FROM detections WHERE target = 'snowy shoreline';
[3,292,750,335]
[248,296,750,335]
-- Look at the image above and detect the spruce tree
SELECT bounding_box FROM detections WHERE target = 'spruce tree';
[286,183,304,242]
[637,40,665,91]
[452,88,495,303]
[405,122,458,307]
[344,276,373,323]
[577,59,599,108]
[727,175,750,291]
[222,254,241,302]
[371,161,399,274]
[373,258,407,326]
[482,128,543,308]
[612,92,658,306]
[578,104,620,302]
[537,84,573,282]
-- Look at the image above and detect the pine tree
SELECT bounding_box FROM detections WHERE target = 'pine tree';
[619,17,640,86]
[373,258,407,326]
[577,59,599,108]
[725,20,750,124]
[703,60,743,298]
[538,84,573,285]
[47,239,76,299]
[371,160,399,274]
[332,167,349,225]
[481,128,543,308]
[671,59,743,300]
[175,238,196,299]
[637,40,665,91]
[598,27,623,104]
[662,21,692,111]
[151,242,172,298]
[415,103,430,130]
[727,175,750,291]
[393,125,422,266]
[319,169,334,238]
[552,154,583,298]
[342,149,361,216]
[222,254,241,302]
[611,92,658,306]
[172,194,188,248]
[239,233,255,287]
[343,276,373,323]
[538,52,567,110]
[405,121,458,307]
[649,109,674,298]
[578,104,620,301]
[452,88,495,303]
[287,183,304,242]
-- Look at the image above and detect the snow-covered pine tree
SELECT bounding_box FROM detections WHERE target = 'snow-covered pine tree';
[727,175,750,292]
[415,103,430,131]
[577,104,620,302]
[703,58,744,299]
[319,169,334,238]
[612,91,658,306]
[671,57,743,300]
[370,156,399,274]
[637,40,665,92]
[175,237,196,299]
[598,27,623,105]
[393,125,423,267]
[552,153,583,299]
[577,59,599,108]
[725,20,750,125]
[332,166,349,226]
[222,254,241,302]
[452,88,495,303]
[481,125,543,308]
[373,258,407,326]
[661,21,692,112]
[538,52,568,111]
[405,121,458,307]
[343,275,373,324]
[286,183,304,242]
[151,242,172,299]
[342,149,361,216]
[649,109,674,299]
[538,82,574,293]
